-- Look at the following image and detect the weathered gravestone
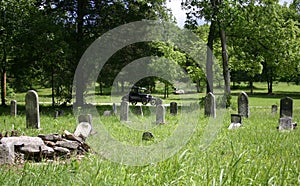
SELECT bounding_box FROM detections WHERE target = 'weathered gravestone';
[228,114,242,129]
[10,100,17,116]
[156,104,165,124]
[120,101,129,122]
[204,92,216,118]
[170,102,178,115]
[25,90,40,129]
[278,117,297,130]
[78,114,92,125]
[280,97,293,118]
[238,92,249,118]
[271,105,278,115]
[74,122,92,141]
[112,103,117,114]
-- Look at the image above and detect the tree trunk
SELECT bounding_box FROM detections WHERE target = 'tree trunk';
[75,0,86,106]
[219,28,230,95]
[249,80,253,94]
[1,48,6,107]
[51,67,55,107]
[206,20,216,94]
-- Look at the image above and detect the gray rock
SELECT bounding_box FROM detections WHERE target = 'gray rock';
[38,134,62,141]
[56,139,80,150]
[1,136,54,156]
[0,142,14,164]
[63,130,83,143]
[54,146,70,155]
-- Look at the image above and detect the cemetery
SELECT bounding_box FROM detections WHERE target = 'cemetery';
[1,0,299,185]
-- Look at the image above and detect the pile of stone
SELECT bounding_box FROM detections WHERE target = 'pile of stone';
[0,122,92,164]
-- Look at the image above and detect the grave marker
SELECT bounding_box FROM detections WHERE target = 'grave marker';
[156,104,165,124]
[132,105,143,116]
[10,100,17,116]
[280,97,293,118]
[170,102,178,115]
[120,101,129,122]
[238,92,249,118]
[25,90,40,129]
[271,105,278,115]
[204,92,216,118]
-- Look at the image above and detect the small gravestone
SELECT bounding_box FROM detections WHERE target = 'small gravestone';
[78,114,92,125]
[25,90,40,129]
[271,105,278,115]
[0,142,14,164]
[204,92,216,118]
[170,102,178,115]
[112,103,117,114]
[156,104,165,124]
[228,114,242,129]
[74,122,92,141]
[238,92,249,118]
[280,97,293,118]
[142,131,154,141]
[103,110,112,117]
[120,101,129,122]
[278,117,297,130]
[132,105,143,116]
[10,100,17,116]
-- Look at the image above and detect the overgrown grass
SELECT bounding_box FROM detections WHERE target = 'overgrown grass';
[0,104,299,185]
[0,83,300,185]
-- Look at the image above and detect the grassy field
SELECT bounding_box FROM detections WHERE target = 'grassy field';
[0,82,299,185]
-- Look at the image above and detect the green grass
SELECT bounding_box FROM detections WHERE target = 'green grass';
[0,82,300,185]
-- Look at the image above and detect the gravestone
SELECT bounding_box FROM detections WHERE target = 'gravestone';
[25,90,40,129]
[204,92,216,118]
[170,102,178,115]
[156,104,165,124]
[120,101,129,122]
[78,114,92,125]
[278,117,297,130]
[10,100,17,116]
[132,105,143,116]
[238,92,249,118]
[271,105,278,115]
[74,122,92,141]
[112,103,117,114]
[228,114,242,129]
[280,97,293,118]
[103,110,112,117]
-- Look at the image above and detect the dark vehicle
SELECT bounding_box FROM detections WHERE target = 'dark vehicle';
[122,86,156,105]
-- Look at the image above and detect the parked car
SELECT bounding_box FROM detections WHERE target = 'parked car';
[122,86,156,105]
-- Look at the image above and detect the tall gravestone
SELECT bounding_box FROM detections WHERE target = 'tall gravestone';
[112,103,117,114]
[238,92,249,118]
[280,97,293,118]
[120,101,129,122]
[132,105,143,116]
[156,104,165,124]
[204,92,216,118]
[170,102,178,115]
[25,90,40,129]
[10,100,17,116]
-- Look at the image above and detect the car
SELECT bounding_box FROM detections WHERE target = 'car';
[122,86,156,105]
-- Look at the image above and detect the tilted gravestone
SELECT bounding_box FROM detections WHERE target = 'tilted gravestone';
[78,114,92,125]
[120,101,129,122]
[170,102,178,115]
[271,105,278,115]
[156,104,165,124]
[74,115,93,141]
[204,92,216,118]
[238,92,249,118]
[280,97,293,118]
[10,100,17,116]
[25,90,40,129]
